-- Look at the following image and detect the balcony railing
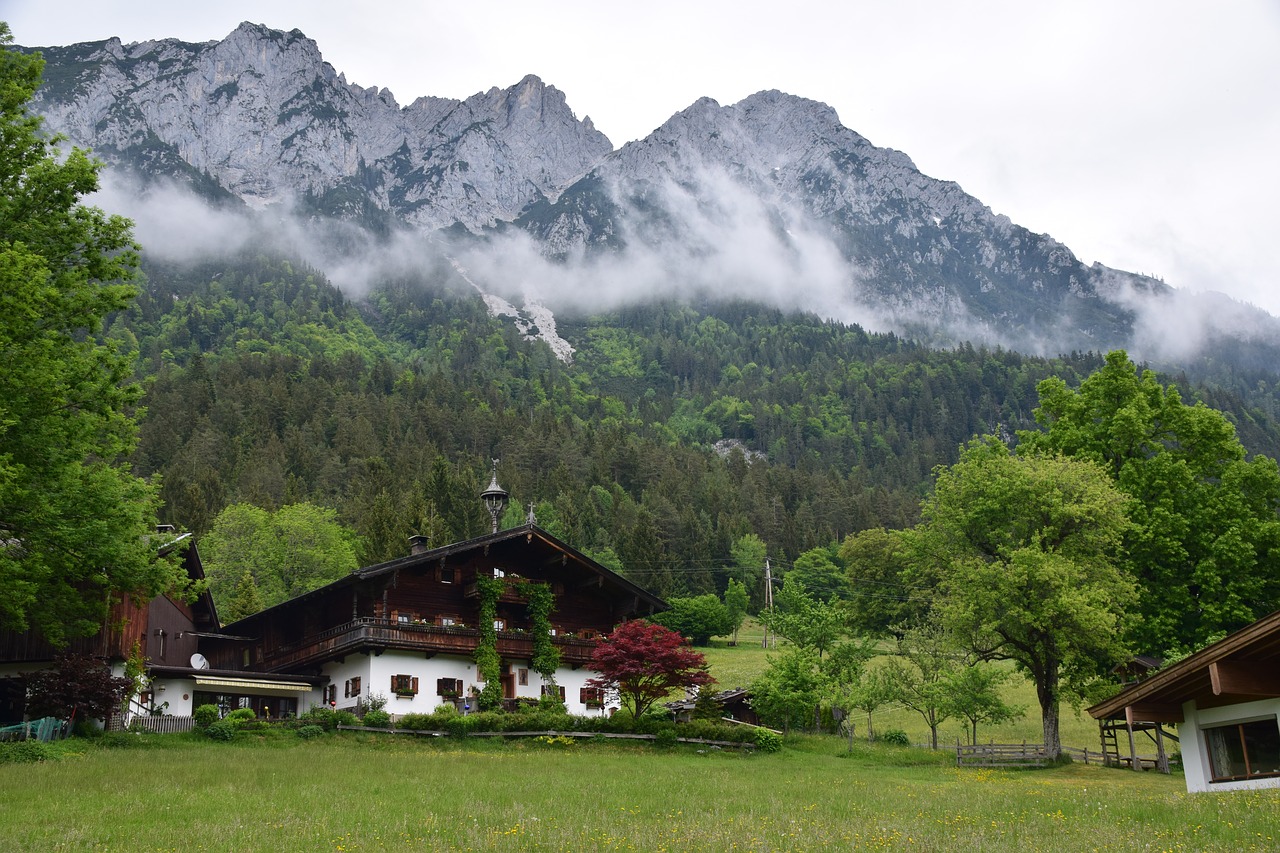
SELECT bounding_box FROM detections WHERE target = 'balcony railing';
[259,618,597,671]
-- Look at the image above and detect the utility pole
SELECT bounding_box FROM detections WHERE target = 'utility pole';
[761,557,773,649]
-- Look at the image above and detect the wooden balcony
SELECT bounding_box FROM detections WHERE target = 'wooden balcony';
[259,618,597,672]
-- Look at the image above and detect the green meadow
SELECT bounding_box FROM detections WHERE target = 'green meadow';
[5,622,1274,852]
[702,620,1100,748]
[2,732,1277,852]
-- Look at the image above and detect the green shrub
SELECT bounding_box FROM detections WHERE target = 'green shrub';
[362,709,391,728]
[0,741,52,764]
[239,720,270,732]
[333,710,359,728]
[225,708,256,725]
[394,713,440,731]
[193,704,219,729]
[299,707,337,730]
[753,729,783,753]
[206,720,239,741]
[880,728,910,746]
[296,724,325,739]
[537,693,567,714]
[653,728,678,748]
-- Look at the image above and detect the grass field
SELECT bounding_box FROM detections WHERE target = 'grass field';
[2,731,1277,851]
[701,619,1102,749]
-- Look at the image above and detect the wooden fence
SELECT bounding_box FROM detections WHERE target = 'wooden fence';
[955,741,1096,768]
[111,715,197,734]
[336,725,756,749]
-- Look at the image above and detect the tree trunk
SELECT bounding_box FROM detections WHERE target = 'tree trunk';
[1037,665,1061,758]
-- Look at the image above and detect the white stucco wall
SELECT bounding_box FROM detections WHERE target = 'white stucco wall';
[1180,697,1280,793]
[147,677,197,716]
[313,652,610,719]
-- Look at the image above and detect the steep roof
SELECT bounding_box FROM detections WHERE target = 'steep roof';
[1088,609,1280,723]
[220,523,666,631]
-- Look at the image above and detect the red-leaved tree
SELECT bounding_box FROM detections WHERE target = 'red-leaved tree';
[586,619,714,724]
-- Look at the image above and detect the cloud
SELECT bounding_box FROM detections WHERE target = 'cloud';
[91,164,1280,369]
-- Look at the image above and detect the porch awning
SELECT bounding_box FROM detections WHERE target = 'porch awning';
[191,676,314,695]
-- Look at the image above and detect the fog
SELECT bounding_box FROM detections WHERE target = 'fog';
[93,168,1280,367]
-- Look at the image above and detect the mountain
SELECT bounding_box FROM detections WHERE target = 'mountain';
[20,22,1280,364]
[26,22,611,231]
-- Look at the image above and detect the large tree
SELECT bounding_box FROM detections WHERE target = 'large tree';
[1020,350,1280,654]
[0,27,181,645]
[585,619,713,723]
[916,440,1134,756]
[201,502,362,617]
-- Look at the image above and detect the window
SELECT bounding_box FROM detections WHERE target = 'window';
[1205,719,1280,782]
[542,684,566,701]
[398,613,411,624]
[437,616,457,627]
[436,678,464,697]
[391,674,419,696]
[518,668,529,686]
[493,567,505,578]
[344,677,361,698]
[580,687,605,707]
[441,566,454,584]
[494,619,506,632]
[325,684,337,705]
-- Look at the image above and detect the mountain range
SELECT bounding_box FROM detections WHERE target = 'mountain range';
[20,21,1280,368]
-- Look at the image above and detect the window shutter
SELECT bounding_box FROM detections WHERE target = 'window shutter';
[391,675,396,691]
[411,677,419,695]
[559,686,566,701]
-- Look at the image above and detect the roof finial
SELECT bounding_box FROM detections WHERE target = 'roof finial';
[526,501,537,527]
[480,458,509,534]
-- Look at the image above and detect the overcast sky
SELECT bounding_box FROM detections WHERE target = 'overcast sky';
[6,1,1279,313]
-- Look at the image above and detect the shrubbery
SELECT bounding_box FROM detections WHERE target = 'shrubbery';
[361,709,391,728]
[296,725,325,739]
[387,707,764,748]
[879,728,910,746]
[193,704,219,729]
[206,720,239,741]
[0,741,52,763]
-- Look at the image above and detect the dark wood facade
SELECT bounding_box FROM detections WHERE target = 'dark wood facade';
[203,524,666,677]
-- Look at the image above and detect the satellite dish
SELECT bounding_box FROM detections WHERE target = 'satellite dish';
[190,653,210,670]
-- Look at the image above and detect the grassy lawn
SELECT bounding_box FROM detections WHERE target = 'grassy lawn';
[701,619,1104,749]
[2,731,1277,851]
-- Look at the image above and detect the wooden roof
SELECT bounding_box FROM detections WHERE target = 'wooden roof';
[1088,609,1280,724]
[220,523,667,630]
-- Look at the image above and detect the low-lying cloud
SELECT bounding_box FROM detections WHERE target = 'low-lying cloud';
[91,167,1280,369]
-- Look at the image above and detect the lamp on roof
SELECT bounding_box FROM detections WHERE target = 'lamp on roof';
[481,459,509,534]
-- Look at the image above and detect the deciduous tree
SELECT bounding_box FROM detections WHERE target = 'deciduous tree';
[917,440,1134,756]
[0,27,182,645]
[1019,350,1280,654]
[585,619,713,724]
[652,593,732,645]
[201,502,362,615]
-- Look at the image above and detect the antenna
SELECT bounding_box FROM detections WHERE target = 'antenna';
[190,653,210,670]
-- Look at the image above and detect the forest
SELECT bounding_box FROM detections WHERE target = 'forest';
[111,251,1280,609]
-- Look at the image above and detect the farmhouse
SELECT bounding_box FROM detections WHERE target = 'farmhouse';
[2,477,668,725]
[1088,609,1280,793]
[179,520,666,719]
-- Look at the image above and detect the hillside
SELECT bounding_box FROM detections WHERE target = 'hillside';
[118,255,1280,600]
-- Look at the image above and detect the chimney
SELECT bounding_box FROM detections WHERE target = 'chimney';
[408,534,430,556]
[156,523,177,534]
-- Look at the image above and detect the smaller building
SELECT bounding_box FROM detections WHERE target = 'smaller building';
[1088,609,1280,793]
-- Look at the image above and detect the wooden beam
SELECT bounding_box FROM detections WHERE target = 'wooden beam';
[1210,661,1280,697]
[1124,703,1185,724]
